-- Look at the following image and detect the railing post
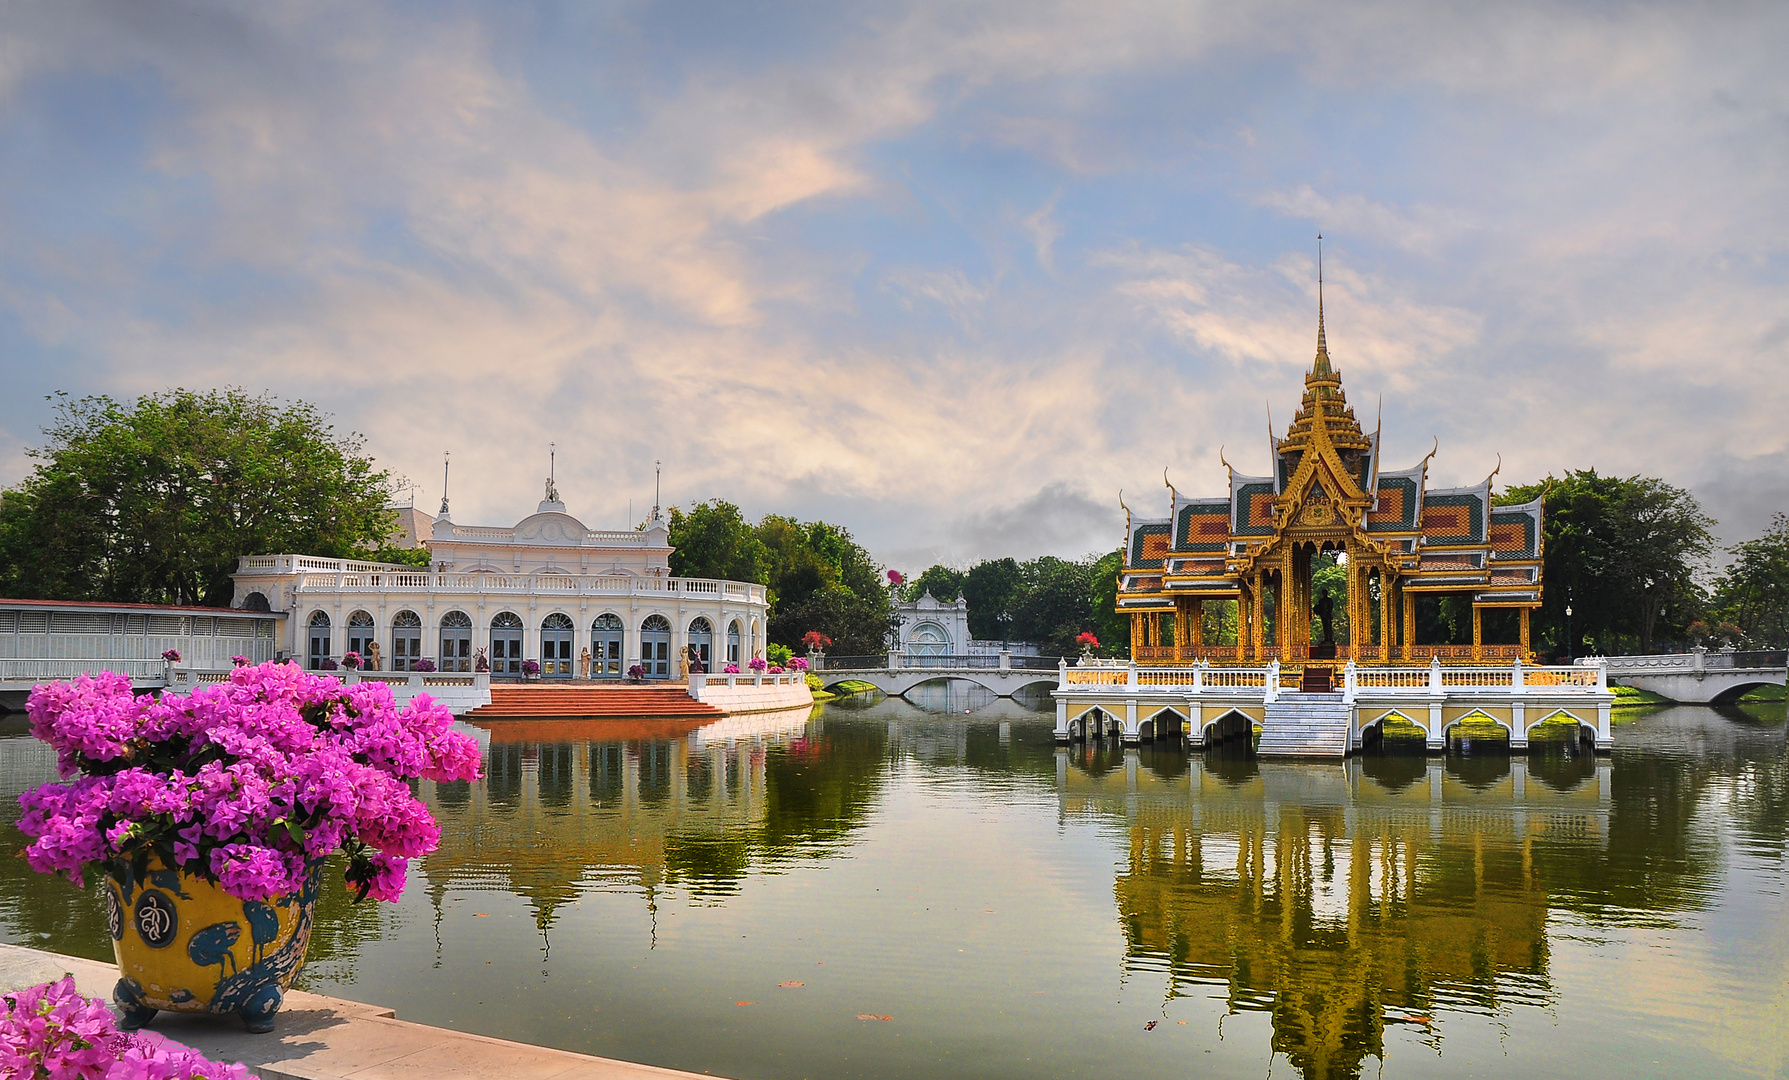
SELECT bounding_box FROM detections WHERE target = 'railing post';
[998,649,1011,673]
[1595,658,1608,693]
[1344,659,1357,699]
[1126,661,1138,690]
[1512,656,1524,693]
[1429,655,1444,694]
[1058,657,1068,686]
[1192,661,1203,695]
[1266,660,1279,704]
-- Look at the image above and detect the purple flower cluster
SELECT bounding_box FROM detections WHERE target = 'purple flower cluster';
[1,975,257,1080]
[160,650,180,663]
[17,664,482,904]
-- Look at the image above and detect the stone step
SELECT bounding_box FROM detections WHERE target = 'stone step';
[1258,692,1353,758]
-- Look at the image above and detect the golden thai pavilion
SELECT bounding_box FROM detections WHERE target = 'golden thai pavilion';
[1118,294,1545,665]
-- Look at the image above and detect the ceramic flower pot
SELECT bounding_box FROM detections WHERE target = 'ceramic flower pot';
[105,858,324,1033]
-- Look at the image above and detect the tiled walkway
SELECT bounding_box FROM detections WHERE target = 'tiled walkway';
[0,943,712,1080]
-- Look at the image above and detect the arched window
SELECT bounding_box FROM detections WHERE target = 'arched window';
[490,612,524,675]
[541,613,575,677]
[727,620,742,665]
[591,613,624,678]
[346,610,375,662]
[687,617,713,670]
[241,592,271,612]
[307,611,332,670]
[640,615,672,679]
[392,610,422,671]
[440,610,473,672]
[907,621,951,657]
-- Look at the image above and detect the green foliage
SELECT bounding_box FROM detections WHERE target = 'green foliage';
[1709,513,1789,648]
[1502,470,1715,655]
[0,389,394,607]
[667,501,771,584]
[903,565,966,603]
[361,545,432,567]
[767,643,793,666]
[964,558,1024,640]
[1088,550,1129,653]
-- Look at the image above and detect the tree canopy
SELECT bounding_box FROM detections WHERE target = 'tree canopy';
[0,389,396,607]
[667,500,893,655]
[1502,470,1716,656]
[1709,514,1789,648]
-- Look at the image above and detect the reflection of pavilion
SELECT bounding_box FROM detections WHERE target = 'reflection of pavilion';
[1058,751,1611,1080]
[419,708,813,926]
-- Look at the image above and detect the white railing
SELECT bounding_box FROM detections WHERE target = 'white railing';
[687,671,807,691]
[0,658,166,683]
[1056,657,1609,699]
[284,572,766,605]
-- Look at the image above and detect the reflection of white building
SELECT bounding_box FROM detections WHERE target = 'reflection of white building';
[231,489,767,680]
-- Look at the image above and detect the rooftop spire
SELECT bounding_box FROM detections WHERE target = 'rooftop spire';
[1313,233,1331,376]
[438,450,451,517]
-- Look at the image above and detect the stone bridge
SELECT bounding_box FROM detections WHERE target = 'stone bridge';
[813,654,1063,700]
[1595,648,1786,705]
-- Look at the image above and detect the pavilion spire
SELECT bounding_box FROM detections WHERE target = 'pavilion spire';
[1312,233,1332,377]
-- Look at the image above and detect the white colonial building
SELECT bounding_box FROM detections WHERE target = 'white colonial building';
[231,489,768,680]
[891,591,1040,659]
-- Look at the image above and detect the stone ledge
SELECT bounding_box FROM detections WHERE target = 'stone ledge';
[0,942,711,1080]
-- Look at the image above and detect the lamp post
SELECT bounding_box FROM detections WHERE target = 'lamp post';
[998,611,1012,650]
[1564,602,1574,663]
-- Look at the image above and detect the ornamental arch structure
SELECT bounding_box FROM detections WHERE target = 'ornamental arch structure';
[1117,299,1545,668]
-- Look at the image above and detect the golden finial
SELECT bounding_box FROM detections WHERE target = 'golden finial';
[1483,453,1502,488]
[1218,445,1233,479]
[1163,468,1177,499]
[1420,436,1439,471]
[1317,233,1326,355]
[1118,490,1132,533]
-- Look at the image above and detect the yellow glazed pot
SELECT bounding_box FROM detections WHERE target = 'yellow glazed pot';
[105,859,323,1033]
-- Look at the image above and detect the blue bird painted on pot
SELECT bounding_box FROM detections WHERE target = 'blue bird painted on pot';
[243,901,280,964]
[187,921,242,988]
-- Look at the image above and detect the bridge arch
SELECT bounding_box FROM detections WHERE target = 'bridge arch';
[1142,706,1187,742]
[1201,708,1256,746]
[1710,680,1778,706]
[1524,707,1599,745]
[1359,708,1431,744]
[1441,709,1513,745]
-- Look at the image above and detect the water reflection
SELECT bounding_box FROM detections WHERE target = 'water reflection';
[0,699,1783,1080]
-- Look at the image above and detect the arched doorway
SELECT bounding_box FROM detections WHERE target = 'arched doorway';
[241,592,271,612]
[591,614,624,678]
[908,621,951,658]
[347,610,375,662]
[307,611,331,669]
[440,611,473,672]
[392,610,422,671]
[541,613,575,677]
[727,620,742,666]
[490,612,524,675]
[640,615,672,679]
[687,617,713,670]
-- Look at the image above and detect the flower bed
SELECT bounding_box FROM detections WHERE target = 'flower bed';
[1,974,255,1079]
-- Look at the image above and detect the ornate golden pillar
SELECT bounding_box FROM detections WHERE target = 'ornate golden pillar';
[1471,605,1483,661]
[1520,607,1532,660]
[1378,572,1393,663]
[1130,612,1143,658]
[1401,588,1415,661]
[1188,598,1204,648]
[1251,572,1266,661]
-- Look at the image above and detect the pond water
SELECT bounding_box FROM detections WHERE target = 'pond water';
[3,687,1786,1080]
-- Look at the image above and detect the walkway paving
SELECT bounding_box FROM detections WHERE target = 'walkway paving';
[0,942,712,1080]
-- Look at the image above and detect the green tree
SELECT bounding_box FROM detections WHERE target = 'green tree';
[903,564,966,603]
[667,500,771,584]
[963,558,1024,640]
[0,389,394,607]
[1711,513,1789,648]
[1502,470,1715,655]
[1088,549,1129,655]
[1012,556,1098,655]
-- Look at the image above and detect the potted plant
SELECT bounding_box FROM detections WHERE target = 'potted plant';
[413,658,437,673]
[520,659,541,681]
[627,663,645,683]
[1076,631,1100,660]
[341,650,362,671]
[14,664,481,1033]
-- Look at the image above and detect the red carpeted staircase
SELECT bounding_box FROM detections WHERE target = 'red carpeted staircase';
[466,682,722,720]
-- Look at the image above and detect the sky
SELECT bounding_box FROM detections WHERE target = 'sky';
[0,1,1785,573]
